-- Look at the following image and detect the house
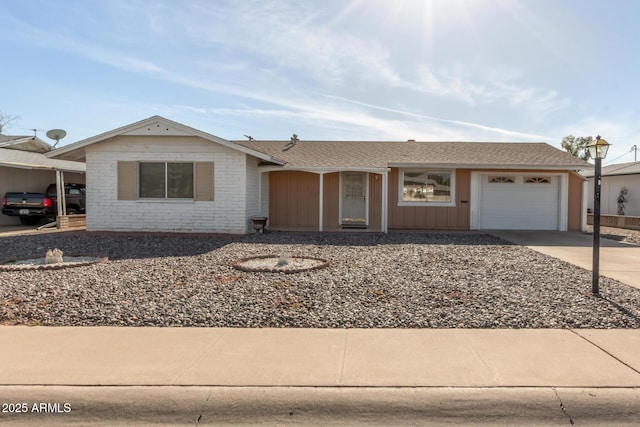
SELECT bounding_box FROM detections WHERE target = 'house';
[0,134,85,226]
[583,161,640,216]
[47,116,591,234]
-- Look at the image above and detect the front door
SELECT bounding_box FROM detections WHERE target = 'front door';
[341,172,367,226]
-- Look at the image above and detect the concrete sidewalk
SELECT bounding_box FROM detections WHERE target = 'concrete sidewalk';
[490,231,640,290]
[2,327,640,387]
[2,327,640,425]
[2,231,640,424]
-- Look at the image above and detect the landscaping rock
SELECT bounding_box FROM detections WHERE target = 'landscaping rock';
[0,231,639,328]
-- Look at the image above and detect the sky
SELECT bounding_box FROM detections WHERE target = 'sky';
[1,0,640,164]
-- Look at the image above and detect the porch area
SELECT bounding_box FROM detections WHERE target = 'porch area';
[262,170,388,233]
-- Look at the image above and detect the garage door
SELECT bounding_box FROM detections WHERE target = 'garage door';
[479,175,559,230]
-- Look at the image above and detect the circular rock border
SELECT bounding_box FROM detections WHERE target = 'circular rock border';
[0,255,109,272]
[233,255,329,274]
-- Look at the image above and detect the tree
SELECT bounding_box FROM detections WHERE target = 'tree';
[0,112,19,134]
[561,135,593,160]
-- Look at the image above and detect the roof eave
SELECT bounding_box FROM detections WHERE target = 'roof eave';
[0,161,85,173]
[388,162,593,170]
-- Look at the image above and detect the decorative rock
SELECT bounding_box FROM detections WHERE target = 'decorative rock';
[275,254,290,267]
[45,249,54,264]
[0,231,639,328]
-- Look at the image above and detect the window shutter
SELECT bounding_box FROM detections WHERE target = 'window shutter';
[195,162,214,201]
[117,161,137,200]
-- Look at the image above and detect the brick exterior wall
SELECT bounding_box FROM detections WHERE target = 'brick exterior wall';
[85,135,255,234]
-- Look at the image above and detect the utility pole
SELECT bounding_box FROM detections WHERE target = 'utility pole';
[632,145,638,162]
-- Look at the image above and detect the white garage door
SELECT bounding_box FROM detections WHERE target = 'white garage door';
[479,175,559,230]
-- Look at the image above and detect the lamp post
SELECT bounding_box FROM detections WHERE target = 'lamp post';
[586,135,610,296]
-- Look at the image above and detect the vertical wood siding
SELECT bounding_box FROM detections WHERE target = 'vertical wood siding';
[568,172,583,231]
[322,172,340,228]
[388,168,471,229]
[269,171,319,227]
[268,168,584,231]
[368,173,383,230]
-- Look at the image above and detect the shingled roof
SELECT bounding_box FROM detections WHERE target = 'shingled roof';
[582,161,640,177]
[0,134,51,153]
[0,147,85,172]
[235,140,592,170]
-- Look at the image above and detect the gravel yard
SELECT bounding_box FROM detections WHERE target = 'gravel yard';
[1,231,639,328]
[586,225,640,246]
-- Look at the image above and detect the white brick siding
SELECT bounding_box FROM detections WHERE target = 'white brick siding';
[85,135,256,233]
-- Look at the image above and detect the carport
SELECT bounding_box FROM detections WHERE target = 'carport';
[0,144,85,227]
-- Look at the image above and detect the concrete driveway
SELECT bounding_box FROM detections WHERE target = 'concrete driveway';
[490,231,640,290]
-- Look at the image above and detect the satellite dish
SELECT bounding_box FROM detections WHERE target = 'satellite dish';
[46,129,67,147]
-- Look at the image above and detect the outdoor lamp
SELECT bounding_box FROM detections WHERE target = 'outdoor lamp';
[587,135,610,296]
[586,135,610,160]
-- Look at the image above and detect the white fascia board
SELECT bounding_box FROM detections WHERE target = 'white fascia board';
[0,137,52,152]
[388,162,593,170]
[257,165,388,174]
[0,161,51,170]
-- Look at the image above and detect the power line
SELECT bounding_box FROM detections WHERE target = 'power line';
[603,146,638,165]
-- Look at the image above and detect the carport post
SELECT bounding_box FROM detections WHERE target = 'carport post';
[55,170,64,216]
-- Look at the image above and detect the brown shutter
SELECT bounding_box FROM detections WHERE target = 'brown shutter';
[195,162,214,201]
[117,161,137,200]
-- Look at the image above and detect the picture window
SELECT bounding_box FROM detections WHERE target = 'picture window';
[139,162,194,199]
[399,169,454,206]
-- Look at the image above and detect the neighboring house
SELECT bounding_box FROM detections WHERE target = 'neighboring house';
[47,116,591,234]
[0,135,85,226]
[583,161,640,216]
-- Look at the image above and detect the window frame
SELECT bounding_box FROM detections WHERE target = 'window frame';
[138,161,195,200]
[524,176,552,184]
[397,168,456,207]
[488,176,516,184]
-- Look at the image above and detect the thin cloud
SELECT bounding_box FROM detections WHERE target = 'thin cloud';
[321,94,553,141]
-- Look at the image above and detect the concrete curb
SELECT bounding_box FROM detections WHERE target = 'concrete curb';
[1,386,639,426]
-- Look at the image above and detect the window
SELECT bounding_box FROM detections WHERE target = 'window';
[399,169,454,206]
[488,176,515,183]
[525,177,551,184]
[139,162,194,199]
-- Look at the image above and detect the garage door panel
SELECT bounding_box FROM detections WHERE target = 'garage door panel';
[479,175,559,230]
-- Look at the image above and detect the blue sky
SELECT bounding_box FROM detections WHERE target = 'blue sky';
[1,0,639,164]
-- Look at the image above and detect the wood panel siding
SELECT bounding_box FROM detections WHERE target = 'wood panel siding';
[388,168,470,229]
[368,173,383,230]
[195,162,214,201]
[568,173,583,232]
[269,171,319,227]
[117,161,137,200]
[322,172,340,228]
